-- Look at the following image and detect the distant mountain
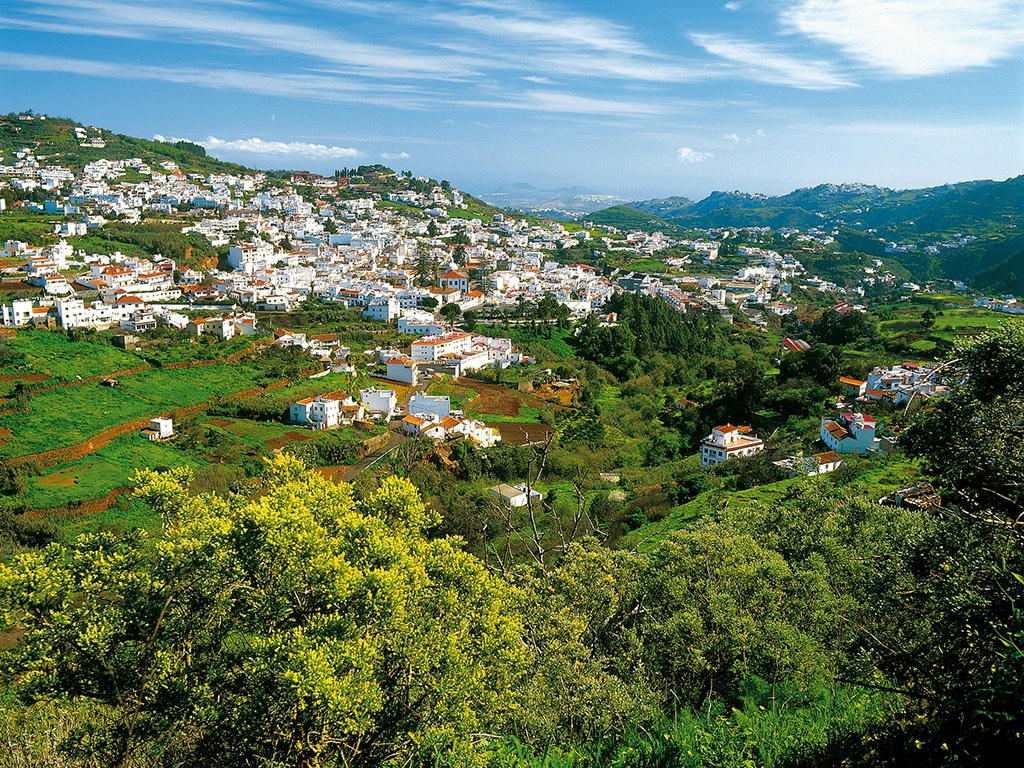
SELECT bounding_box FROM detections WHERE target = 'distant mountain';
[628,179,1020,235]
[480,182,628,216]
[613,176,1024,284]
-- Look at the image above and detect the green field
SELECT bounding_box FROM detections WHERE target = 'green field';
[24,434,202,511]
[620,453,925,551]
[0,364,261,457]
[0,329,144,385]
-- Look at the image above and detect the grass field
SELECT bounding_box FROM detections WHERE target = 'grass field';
[0,329,143,384]
[25,435,202,510]
[203,418,322,451]
[878,308,1007,340]
[0,364,261,457]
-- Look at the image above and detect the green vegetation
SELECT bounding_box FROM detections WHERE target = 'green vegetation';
[0,113,251,176]
[0,364,261,457]
[22,435,204,512]
[0,328,141,386]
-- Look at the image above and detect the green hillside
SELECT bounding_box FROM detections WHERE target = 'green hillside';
[0,112,252,176]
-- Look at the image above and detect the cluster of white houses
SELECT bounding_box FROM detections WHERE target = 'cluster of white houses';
[839,362,950,405]
[287,387,500,449]
[397,393,501,448]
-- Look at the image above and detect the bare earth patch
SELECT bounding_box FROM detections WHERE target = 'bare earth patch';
[486,422,554,446]
[265,431,311,450]
[206,419,233,427]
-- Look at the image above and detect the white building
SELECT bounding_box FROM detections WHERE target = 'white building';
[142,417,174,441]
[410,332,474,362]
[359,387,397,419]
[700,424,765,467]
[489,483,543,507]
[1,299,35,326]
[398,310,444,336]
[407,394,451,418]
[820,412,880,455]
[385,356,419,385]
[363,296,402,322]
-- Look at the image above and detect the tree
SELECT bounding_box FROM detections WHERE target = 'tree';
[0,456,524,767]
[902,319,1024,521]
[920,307,936,331]
[439,302,461,322]
[414,242,437,288]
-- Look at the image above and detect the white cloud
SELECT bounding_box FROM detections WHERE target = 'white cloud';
[522,75,553,84]
[782,0,1024,76]
[0,52,432,108]
[690,33,857,89]
[719,129,766,144]
[381,151,410,160]
[724,1,743,9]
[200,136,360,158]
[678,147,712,162]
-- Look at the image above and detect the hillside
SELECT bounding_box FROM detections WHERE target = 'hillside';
[0,112,252,176]
[619,176,1023,284]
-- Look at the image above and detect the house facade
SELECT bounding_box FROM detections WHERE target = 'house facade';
[700,423,765,467]
[820,411,880,454]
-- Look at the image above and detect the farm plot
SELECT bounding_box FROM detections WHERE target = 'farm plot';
[485,422,554,446]
[25,435,201,511]
[458,378,557,423]
[0,364,261,458]
[0,329,143,382]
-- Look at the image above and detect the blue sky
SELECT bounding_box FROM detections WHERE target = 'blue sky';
[2,0,1022,200]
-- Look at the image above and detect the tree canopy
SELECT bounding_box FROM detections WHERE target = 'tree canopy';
[0,456,523,767]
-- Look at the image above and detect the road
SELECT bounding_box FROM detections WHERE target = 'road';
[334,374,430,483]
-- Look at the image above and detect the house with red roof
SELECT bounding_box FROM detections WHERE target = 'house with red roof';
[700,423,765,467]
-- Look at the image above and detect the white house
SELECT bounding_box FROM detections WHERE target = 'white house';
[363,296,402,322]
[820,412,880,455]
[437,269,469,293]
[142,417,174,441]
[385,356,419,386]
[407,394,451,418]
[398,310,444,336]
[359,387,397,419]
[774,450,844,477]
[700,424,765,467]
[489,483,543,507]
[1,299,35,326]
[410,332,474,362]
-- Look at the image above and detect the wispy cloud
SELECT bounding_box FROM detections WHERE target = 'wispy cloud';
[197,136,360,158]
[720,129,766,144]
[678,147,712,162]
[690,33,857,89]
[8,0,483,81]
[782,0,1024,76]
[0,52,434,108]
[381,151,411,160]
[466,90,670,117]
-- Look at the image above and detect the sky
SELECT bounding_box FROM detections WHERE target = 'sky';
[2,0,1023,200]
